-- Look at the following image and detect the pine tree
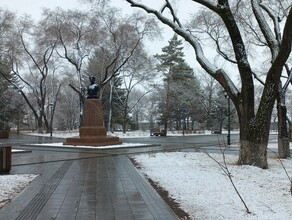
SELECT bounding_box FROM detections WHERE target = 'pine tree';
[155,34,200,133]
[0,59,24,130]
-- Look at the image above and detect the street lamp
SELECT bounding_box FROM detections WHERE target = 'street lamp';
[225,94,231,145]
[222,90,231,145]
[49,103,53,138]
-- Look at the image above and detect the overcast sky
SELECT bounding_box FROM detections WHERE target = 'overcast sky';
[1,0,87,18]
[1,0,141,18]
[1,0,197,68]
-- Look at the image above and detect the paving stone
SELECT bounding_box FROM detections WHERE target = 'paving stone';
[0,148,179,220]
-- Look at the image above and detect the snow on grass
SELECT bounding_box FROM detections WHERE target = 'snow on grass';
[0,174,37,208]
[30,142,150,149]
[133,147,292,220]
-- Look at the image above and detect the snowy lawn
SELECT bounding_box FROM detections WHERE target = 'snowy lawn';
[0,174,37,208]
[133,146,292,220]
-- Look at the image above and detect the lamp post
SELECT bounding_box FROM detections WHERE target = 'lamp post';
[49,103,53,138]
[223,91,231,145]
[226,95,231,145]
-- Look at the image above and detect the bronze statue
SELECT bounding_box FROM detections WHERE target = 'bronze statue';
[87,76,100,99]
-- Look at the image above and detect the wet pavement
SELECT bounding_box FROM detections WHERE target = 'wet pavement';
[0,134,179,220]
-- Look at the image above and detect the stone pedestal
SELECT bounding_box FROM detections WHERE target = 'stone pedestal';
[63,99,122,146]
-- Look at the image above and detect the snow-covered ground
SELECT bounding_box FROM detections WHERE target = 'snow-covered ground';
[1,131,291,220]
[133,146,292,220]
[0,174,37,208]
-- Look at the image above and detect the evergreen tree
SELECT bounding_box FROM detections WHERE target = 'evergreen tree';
[155,34,185,74]
[0,61,11,129]
[155,34,201,133]
[0,59,25,130]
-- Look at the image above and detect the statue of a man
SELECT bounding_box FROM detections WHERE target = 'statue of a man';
[87,76,100,99]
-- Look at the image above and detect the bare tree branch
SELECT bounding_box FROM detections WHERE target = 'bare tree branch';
[198,136,251,213]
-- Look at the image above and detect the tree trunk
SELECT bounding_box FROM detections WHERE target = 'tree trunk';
[107,79,113,132]
[237,118,269,168]
[277,102,290,158]
[43,116,50,133]
[79,95,84,127]
[17,110,20,134]
[37,116,43,134]
[163,78,171,136]
[238,140,268,168]
[176,119,180,130]
[288,119,292,142]
[122,120,126,133]
[122,107,128,134]
[237,102,270,169]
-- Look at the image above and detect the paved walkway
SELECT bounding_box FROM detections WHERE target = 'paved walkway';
[0,147,179,220]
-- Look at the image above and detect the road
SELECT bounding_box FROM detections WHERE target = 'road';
[3,132,278,147]
[0,133,64,146]
[1,132,279,166]
[123,133,240,147]
[122,133,278,154]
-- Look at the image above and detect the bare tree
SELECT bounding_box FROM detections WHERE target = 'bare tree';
[200,138,251,214]
[192,1,292,158]
[87,8,159,131]
[199,75,220,130]
[114,48,155,133]
[0,8,15,57]
[43,6,159,127]
[234,0,292,158]
[1,15,63,133]
[40,8,102,125]
[88,9,159,87]
[286,88,292,142]
[54,76,80,130]
[125,0,292,168]
[129,89,151,130]
[0,10,29,131]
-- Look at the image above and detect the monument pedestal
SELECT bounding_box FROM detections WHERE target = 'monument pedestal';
[63,99,122,146]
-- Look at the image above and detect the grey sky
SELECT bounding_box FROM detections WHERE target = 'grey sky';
[1,0,196,68]
[1,0,88,18]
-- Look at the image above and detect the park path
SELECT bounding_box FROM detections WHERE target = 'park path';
[0,143,179,220]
